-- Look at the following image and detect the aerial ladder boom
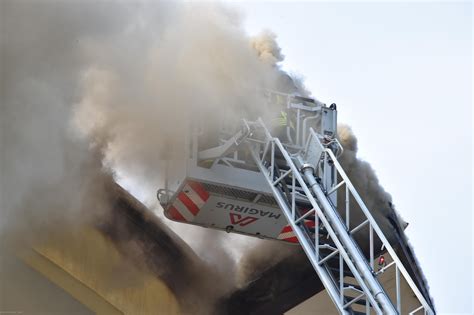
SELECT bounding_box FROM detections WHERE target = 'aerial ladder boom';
[157,92,435,315]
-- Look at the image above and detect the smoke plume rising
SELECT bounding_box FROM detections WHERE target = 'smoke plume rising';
[1,1,406,313]
[70,2,304,286]
[0,1,296,312]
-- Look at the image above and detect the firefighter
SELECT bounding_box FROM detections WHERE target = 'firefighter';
[271,94,295,143]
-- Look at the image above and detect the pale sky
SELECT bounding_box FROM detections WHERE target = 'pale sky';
[230,1,472,314]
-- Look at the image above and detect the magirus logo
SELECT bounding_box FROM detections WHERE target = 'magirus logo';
[215,201,281,219]
[229,213,258,226]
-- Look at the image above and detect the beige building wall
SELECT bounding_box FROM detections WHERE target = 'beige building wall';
[3,226,181,315]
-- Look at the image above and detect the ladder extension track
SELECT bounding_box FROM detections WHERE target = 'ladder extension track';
[246,118,434,315]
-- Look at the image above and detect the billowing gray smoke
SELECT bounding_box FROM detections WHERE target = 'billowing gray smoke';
[338,124,407,227]
[0,0,406,313]
[0,1,295,312]
[0,1,122,244]
[70,2,303,282]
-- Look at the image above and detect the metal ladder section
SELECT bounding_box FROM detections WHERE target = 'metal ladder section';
[244,118,434,315]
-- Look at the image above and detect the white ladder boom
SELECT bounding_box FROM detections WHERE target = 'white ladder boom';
[245,118,434,315]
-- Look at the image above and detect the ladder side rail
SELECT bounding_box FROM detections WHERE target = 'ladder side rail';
[248,132,385,314]
[318,132,434,315]
[252,119,390,313]
[325,146,433,315]
[302,128,397,314]
[247,141,348,314]
[296,156,397,315]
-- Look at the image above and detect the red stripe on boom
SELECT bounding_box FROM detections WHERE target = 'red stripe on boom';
[168,206,186,221]
[284,236,298,243]
[178,192,200,216]
[187,181,209,201]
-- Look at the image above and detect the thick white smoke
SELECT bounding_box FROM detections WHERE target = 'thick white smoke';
[0,1,296,312]
[70,2,296,282]
[1,1,407,313]
[0,0,123,244]
[72,4,283,189]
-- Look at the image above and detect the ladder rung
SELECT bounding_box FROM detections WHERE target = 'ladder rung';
[350,219,369,234]
[327,180,345,196]
[375,260,396,275]
[272,169,292,186]
[319,249,339,265]
[343,292,366,308]
[319,244,337,251]
[294,208,316,224]
[344,295,366,306]
[409,305,425,315]
[343,284,363,293]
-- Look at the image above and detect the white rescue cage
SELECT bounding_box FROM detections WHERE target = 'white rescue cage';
[157,91,338,244]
